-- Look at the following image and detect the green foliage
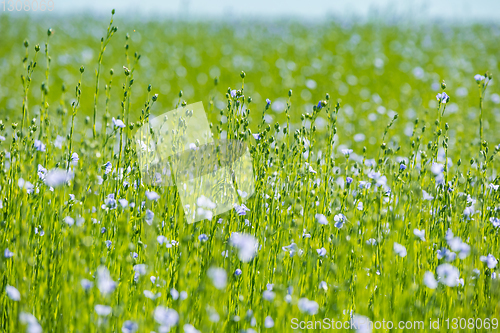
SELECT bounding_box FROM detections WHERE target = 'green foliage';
[0,12,499,333]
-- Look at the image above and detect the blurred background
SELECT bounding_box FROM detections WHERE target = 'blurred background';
[38,0,500,21]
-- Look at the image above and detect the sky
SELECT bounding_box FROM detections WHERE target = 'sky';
[38,0,500,21]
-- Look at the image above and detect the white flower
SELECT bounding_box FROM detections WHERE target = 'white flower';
[319,281,328,291]
[97,266,116,295]
[422,190,434,201]
[71,152,79,165]
[315,214,328,225]
[19,312,42,333]
[423,271,438,289]
[341,148,353,156]
[170,288,179,300]
[229,232,258,262]
[351,314,372,333]
[264,316,275,328]
[436,92,449,104]
[207,267,227,290]
[34,139,46,152]
[197,195,216,209]
[157,235,167,245]
[145,190,160,201]
[54,135,65,149]
[144,290,161,300]
[37,164,47,180]
[316,247,327,257]
[480,254,498,269]
[437,248,456,262]
[104,161,112,174]
[81,279,93,291]
[282,243,299,257]
[4,248,14,258]
[6,285,20,301]
[447,237,470,259]
[413,229,425,241]
[463,205,475,217]
[95,304,112,316]
[45,168,74,187]
[233,203,250,216]
[184,324,201,333]
[196,207,213,220]
[430,163,444,184]
[393,242,407,257]
[112,117,126,128]
[133,264,147,276]
[64,216,75,226]
[122,320,139,333]
[490,217,500,228]
[262,290,275,301]
[297,297,319,315]
[154,306,179,328]
[474,74,486,83]
[333,214,346,228]
[436,263,460,287]
[145,209,154,225]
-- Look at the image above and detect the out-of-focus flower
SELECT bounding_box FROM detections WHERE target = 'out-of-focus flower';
[6,285,20,301]
[423,271,438,289]
[207,267,227,290]
[34,139,46,152]
[297,297,319,315]
[122,320,139,333]
[45,169,74,187]
[229,232,258,262]
[474,74,486,83]
[95,304,112,316]
[413,229,425,241]
[112,117,126,128]
[436,263,460,287]
[480,254,498,269]
[394,242,407,257]
[315,214,328,225]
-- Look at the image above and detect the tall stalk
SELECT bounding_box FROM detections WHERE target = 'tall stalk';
[92,10,117,139]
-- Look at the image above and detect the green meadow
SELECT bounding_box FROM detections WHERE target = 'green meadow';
[0,11,500,333]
